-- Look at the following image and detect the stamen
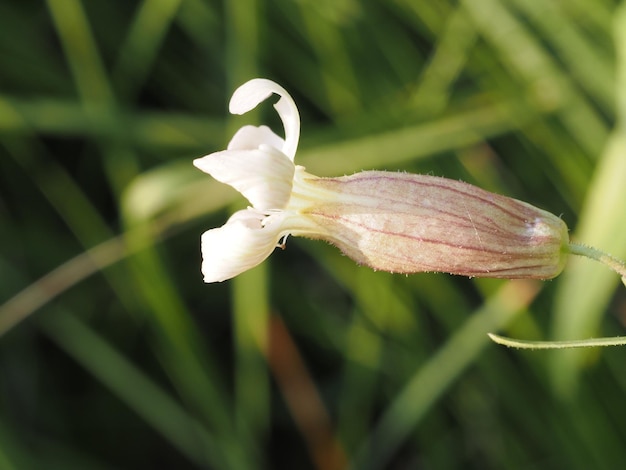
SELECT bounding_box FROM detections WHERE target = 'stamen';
[278,234,289,249]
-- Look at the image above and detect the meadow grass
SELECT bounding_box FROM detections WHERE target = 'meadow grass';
[1,1,626,468]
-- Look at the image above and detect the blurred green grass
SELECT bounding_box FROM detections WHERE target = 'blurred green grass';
[1,0,626,469]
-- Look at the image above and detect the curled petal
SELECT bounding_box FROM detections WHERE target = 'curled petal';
[228,78,300,160]
[272,91,300,160]
[228,78,282,115]
[227,125,285,151]
[193,146,295,210]
[200,210,284,283]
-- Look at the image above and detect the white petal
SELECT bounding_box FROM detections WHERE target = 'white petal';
[228,78,300,161]
[228,79,281,115]
[227,125,284,151]
[272,92,300,160]
[193,146,295,210]
[200,210,283,282]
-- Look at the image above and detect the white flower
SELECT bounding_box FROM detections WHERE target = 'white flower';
[193,79,334,282]
[194,79,570,283]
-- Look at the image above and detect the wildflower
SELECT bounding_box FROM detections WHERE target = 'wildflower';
[193,78,576,283]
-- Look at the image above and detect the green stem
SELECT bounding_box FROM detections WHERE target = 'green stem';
[567,242,626,287]
[488,243,626,350]
[488,333,626,349]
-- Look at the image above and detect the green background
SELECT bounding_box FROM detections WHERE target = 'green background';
[1,0,626,468]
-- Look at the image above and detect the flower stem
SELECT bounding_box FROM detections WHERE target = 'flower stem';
[488,333,626,349]
[489,243,626,350]
[567,242,626,287]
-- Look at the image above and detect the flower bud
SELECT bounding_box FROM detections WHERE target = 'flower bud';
[301,171,569,279]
